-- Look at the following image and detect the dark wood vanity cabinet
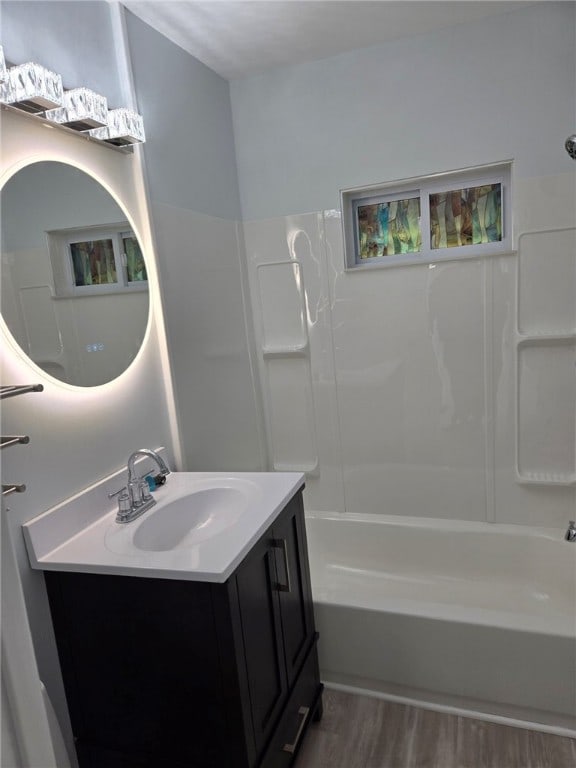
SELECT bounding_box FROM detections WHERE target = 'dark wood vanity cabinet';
[45,489,323,768]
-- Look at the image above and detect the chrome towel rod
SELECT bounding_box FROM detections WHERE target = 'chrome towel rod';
[1,383,44,399]
[1,383,44,497]
[2,484,26,497]
[1,436,30,449]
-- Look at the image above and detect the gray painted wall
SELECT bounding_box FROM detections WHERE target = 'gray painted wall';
[124,10,242,220]
[125,11,266,473]
[1,1,125,107]
[230,2,576,220]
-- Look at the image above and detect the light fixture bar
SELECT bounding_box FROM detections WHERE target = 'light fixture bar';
[0,42,146,148]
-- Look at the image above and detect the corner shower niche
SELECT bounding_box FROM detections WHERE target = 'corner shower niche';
[515,227,576,486]
[257,260,318,475]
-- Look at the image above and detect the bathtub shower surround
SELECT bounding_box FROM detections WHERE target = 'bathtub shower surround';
[242,169,576,732]
[244,172,576,526]
[233,1,576,524]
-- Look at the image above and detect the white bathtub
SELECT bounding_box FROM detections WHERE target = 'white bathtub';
[305,512,576,735]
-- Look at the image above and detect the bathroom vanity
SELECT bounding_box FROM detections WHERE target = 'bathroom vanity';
[25,470,322,768]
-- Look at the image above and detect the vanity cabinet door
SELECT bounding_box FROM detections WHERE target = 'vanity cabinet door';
[272,491,316,688]
[234,526,289,757]
[233,489,320,765]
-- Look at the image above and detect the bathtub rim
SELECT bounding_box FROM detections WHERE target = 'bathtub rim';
[305,510,575,637]
[305,509,567,541]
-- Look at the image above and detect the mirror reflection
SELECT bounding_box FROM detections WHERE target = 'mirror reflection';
[1,161,149,386]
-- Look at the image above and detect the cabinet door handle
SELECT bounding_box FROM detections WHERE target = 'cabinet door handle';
[271,538,292,593]
[282,706,310,754]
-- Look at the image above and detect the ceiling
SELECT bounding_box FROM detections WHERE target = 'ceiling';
[122,1,537,81]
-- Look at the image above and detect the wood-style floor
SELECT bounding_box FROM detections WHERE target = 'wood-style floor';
[296,689,576,768]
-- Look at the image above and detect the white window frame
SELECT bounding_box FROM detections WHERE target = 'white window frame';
[341,161,513,271]
[47,222,148,297]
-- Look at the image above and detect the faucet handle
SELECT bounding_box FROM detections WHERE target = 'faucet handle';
[108,485,127,499]
[140,479,152,502]
[115,493,133,523]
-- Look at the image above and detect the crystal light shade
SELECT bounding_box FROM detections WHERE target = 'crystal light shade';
[89,108,146,146]
[0,61,63,112]
[45,87,108,131]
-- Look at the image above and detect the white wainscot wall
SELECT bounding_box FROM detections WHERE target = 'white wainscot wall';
[244,172,575,527]
[152,203,267,473]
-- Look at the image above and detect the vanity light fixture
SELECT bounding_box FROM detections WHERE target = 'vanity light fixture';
[0,61,63,113]
[45,87,108,131]
[89,107,146,146]
[0,43,146,148]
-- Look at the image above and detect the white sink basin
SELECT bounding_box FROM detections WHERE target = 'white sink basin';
[133,485,251,552]
[105,476,261,556]
[23,470,305,583]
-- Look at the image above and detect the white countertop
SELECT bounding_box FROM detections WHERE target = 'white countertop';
[23,468,305,583]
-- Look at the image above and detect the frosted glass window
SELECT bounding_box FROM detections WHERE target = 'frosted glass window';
[341,163,511,270]
[70,238,117,286]
[356,197,421,259]
[430,183,502,250]
[122,233,147,283]
[49,224,147,297]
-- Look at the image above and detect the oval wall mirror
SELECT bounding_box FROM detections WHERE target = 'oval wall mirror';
[1,161,150,387]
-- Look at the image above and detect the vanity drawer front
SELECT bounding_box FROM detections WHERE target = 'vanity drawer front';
[260,637,322,768]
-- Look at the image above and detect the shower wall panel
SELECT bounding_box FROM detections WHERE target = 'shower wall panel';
[244,175,576,527]
[243,214,345,514]
[323,216,488,522]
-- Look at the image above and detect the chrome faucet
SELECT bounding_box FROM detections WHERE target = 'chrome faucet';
[565,521,576,542]
[112,449,170,524]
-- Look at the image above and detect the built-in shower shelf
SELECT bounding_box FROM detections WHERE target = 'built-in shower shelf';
[272,460,319,477]
[516,227,576,337]
[515,320,575,488]
[517,333,576,343]
[519,332,576,340]
[515,472,576,487]
[515,226,575,489]
[257,259,319,479]
[262,343,309,359]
